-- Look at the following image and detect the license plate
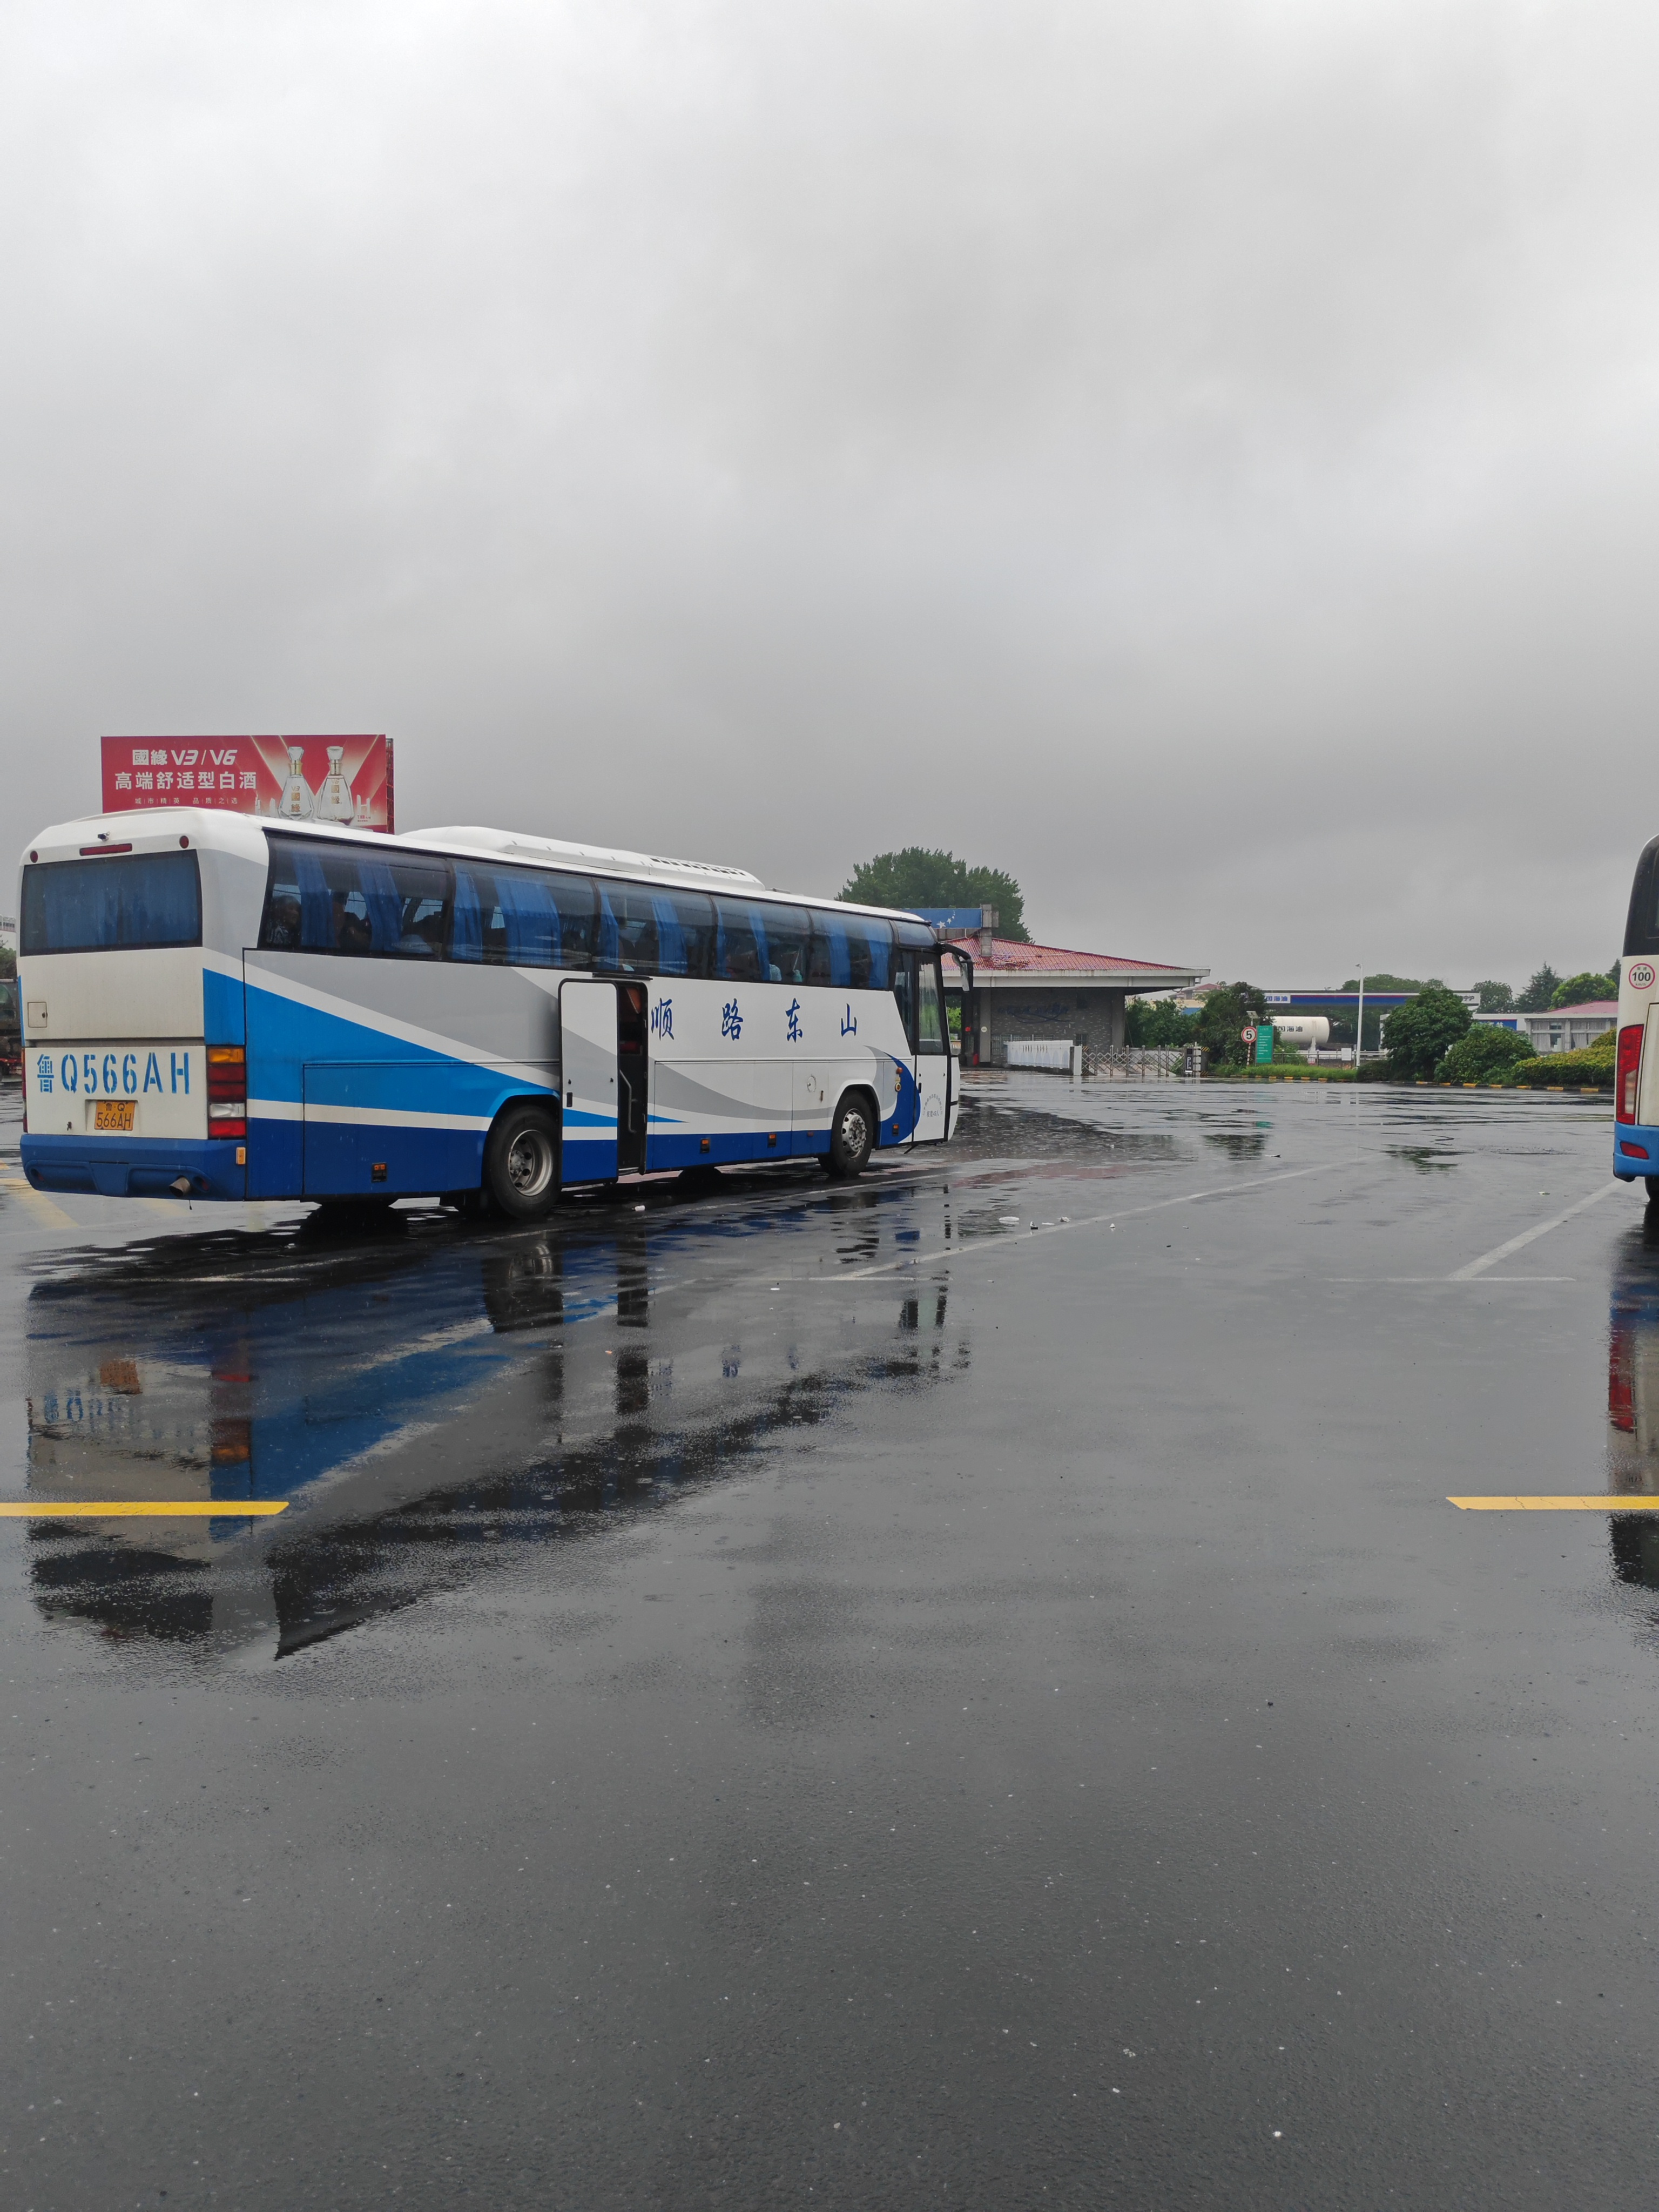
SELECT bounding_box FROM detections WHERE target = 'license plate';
[95,1100,136,1132]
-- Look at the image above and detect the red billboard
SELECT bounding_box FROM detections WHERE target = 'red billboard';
[100,735,394,832]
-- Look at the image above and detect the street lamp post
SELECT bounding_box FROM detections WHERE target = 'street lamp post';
[1355,970,1365,1072]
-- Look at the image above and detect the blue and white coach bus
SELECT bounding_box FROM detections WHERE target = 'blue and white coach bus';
[17,810,960,1216]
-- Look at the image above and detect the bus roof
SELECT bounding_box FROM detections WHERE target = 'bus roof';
[19,807,929,931]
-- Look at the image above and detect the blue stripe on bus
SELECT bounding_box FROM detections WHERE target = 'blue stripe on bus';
[204,964,245,1045]
[878,1058,921,1144]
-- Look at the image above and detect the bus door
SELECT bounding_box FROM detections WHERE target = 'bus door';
[559,980,620,1184]
[892,953,948,1144]
[616,984,648,1174]
[912,955,950,1142]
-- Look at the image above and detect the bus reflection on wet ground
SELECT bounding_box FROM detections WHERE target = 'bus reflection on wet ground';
[21,1172,972,1659]
[1608,1206,1659,1588]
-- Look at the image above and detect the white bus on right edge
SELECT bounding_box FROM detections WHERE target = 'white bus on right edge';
[1615,834,1659,1196]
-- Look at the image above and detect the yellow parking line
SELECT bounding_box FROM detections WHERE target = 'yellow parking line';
[0,1501,288,1518]
[1448,1495,1659,1511]
[0,1175,77,1231]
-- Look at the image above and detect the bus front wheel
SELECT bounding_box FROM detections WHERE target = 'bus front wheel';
[824,1090,875,1179]
[484,1103,560,1220]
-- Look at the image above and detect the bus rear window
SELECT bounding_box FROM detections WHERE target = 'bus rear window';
[21,852,202,955]
[1626,838,1659,958]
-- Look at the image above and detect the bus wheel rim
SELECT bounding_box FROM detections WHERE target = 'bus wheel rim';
[509,1132,550,1195]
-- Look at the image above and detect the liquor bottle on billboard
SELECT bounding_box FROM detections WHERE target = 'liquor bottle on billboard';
[315,745,355,824]
[278,745,313,819]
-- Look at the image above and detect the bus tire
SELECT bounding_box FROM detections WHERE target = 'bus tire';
[484,1103,560,1220]
[1647,1178,1659,1209]
[824,1089,875,1179]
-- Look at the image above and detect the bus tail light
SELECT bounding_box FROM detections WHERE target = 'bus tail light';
[207,1046,246,1140]
[1617,1025,1643,1124]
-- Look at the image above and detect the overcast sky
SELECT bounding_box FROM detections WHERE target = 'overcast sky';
[3,1,1654,986]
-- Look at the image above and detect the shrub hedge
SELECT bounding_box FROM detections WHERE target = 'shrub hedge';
[1506,1040,1614,1088]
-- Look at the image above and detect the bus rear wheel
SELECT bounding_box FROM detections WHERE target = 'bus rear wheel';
[485,1103,559,1220]
[824,1090,874,1179]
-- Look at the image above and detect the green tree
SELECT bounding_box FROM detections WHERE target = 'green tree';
[1435,1027,1535,1083]
[1340,973,1427,992]
[1516,965,1561,1012]
[1471,979,1514,1011]
[839,849,1028,941]
[1551,969,1617,1008]
[1125,996,1199,1048]
[1196,982,1268,1069]
[1384,985,1472,1077]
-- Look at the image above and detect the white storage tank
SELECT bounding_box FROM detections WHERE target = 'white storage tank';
[1266,1015,1331,1049]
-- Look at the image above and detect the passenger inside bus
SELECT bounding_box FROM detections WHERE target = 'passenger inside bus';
[264,894,302,950]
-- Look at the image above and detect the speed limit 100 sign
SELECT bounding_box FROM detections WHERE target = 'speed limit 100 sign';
[1241,1025,1258,1044]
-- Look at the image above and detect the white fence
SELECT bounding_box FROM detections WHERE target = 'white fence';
[1004,1038,1074,1070]
[993,1043,1198,1078]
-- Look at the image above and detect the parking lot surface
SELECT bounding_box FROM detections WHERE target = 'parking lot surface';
[2,1076,1655,2209]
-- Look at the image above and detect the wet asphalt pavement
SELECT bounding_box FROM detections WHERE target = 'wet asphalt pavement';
[3,1075,1658,2210]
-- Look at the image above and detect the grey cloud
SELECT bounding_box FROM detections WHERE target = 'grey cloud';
[2,1,1654,980]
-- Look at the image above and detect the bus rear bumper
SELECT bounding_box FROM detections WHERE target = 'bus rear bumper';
[1614,1127,1659,1181]
[21,1134,246,1201]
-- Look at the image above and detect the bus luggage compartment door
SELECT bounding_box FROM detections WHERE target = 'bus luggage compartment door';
[559,981,619,1184]
[301,1062,487,1197]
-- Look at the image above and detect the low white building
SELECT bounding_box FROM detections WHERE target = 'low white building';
[1519,999,1616,1054]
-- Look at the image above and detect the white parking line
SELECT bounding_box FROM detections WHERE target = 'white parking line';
[1447,1181,1624,1282]
[830,1160,1346,1282]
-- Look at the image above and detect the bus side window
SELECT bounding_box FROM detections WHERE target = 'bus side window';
[547,872,597,968]
[453,867,497,962]
[259,839,450,957]
[814,912,892,989]
[649,889,713,977]
[714,899,766,983]
[298,848,339,950]
[493,870,562,966]
[856,916,893,989]
[816,913,853,986]
[258,859,306,950]
[356,853,453,957]
[759,901,812,985]
[597,882,661,974]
